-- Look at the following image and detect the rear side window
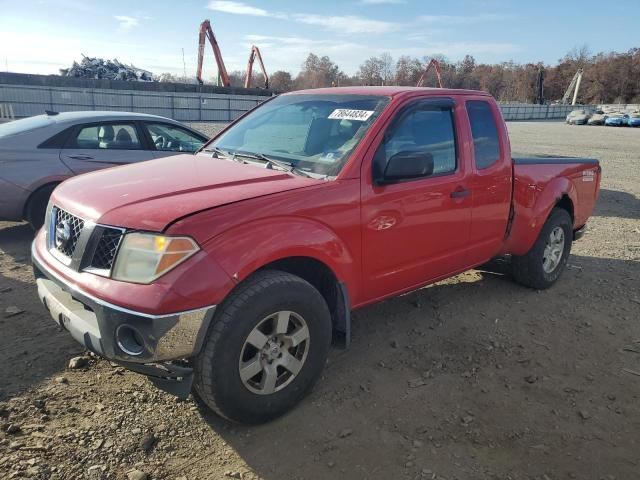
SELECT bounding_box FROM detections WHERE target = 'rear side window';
[467,100,500,169]
[68,124,142,150]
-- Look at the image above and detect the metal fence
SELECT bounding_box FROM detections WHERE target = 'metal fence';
[0,84,272,122]
[499,103,592,121]
[1,81,602,123]
[598,103,640,112]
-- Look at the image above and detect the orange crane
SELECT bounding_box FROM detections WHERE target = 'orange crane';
[245,45,269,89]
[416,59,443,88]
[196,19,231,86]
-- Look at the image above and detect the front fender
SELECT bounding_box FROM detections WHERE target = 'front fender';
[506,176,576,256]
[202,216,360,301]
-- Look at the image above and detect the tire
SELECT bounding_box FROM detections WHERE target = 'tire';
[511,208,572,290]
[25,184,57,230]
[194,269,332,424]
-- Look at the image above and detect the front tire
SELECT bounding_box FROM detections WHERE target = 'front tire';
[194,270,332,424]
[511,208,572,290]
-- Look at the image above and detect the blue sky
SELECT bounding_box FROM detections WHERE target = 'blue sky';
[1,0,638,78]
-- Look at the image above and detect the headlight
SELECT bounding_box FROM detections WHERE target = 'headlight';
[111,233,199,284]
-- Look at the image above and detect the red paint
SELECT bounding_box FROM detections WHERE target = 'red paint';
[35,87,601,314]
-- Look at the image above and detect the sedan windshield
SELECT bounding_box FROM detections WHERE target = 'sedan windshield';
[206,94,389,177]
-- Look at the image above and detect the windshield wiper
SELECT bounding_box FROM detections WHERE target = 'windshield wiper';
[235,151,315,178]
[204,146,232,158]
[204,146,246,163]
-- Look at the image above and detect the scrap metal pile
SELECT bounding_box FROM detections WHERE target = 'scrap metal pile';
[60,56,155,82]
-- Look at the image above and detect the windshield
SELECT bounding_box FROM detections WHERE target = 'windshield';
[207,94,389,177]
[0,115,55,139]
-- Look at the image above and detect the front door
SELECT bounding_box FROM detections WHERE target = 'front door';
[60,122,153,174]
[142,122,206,158]
[360,97,473,301]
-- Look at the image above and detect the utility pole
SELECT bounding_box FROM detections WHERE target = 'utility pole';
[182,48,187,79]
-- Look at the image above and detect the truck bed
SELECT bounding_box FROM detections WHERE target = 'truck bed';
[505,154,601,256]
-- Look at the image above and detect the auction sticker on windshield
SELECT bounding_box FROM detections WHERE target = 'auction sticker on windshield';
[328,109,374,121]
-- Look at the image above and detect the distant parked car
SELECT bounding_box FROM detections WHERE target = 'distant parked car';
[0,111,208,228]
[587,110,607,125]
[627,113,640,127]
[566,109,590,125]
[604,113,629,127]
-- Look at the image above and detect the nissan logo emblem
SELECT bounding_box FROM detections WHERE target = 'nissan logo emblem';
[55,220,72,249]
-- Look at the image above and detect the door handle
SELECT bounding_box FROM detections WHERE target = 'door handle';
[450,188,470,199]
[68,154,94,160]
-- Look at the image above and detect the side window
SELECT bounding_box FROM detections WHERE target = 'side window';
[146,123,205,153]
[70,124,141,150]
[467,100,500,169]
[374,104,457,181]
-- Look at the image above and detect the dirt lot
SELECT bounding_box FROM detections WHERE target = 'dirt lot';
[1,122,639,480]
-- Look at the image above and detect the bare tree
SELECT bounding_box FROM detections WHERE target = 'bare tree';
[395,56,423,86]
[379,53,395,85]
[358,56,384,85]
[296,53,343,89]
[270,70,294,91]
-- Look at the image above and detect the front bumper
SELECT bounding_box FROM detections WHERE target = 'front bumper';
[33,246,216,397]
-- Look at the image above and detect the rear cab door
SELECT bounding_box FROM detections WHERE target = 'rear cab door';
[60,121,154,174]
[360,94,474,301]
[463,95,513,265]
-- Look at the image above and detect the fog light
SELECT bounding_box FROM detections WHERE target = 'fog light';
[115,325,145,356]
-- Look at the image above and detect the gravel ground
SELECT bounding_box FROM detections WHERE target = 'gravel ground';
[0,122,639,480]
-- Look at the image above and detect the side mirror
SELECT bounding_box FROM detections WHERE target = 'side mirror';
[379,151,434,184]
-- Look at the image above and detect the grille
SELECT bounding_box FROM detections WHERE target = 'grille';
[53,208,84,258]
[90,228,124,271]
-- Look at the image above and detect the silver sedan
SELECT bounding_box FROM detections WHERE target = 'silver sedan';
[0,111,208,228]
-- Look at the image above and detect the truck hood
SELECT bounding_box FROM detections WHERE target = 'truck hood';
[51,154,316,231]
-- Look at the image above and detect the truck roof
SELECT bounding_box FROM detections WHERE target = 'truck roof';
[287,86,491,97]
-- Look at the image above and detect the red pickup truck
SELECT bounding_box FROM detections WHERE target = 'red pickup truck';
[32,87,601,423]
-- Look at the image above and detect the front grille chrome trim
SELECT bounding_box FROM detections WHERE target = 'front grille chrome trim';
[47,204,127,277]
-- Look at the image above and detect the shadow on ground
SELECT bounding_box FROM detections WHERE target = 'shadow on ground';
[593,188,640,220]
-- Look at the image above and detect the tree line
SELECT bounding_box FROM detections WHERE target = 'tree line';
[160,46,639,104]
[262,47,640,104]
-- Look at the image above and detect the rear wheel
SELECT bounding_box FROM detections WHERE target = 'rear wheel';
[25,184,57,230]
[194,270,332,423]
[511,208,572,290]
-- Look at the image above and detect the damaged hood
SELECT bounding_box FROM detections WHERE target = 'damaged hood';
[51,153,315,231]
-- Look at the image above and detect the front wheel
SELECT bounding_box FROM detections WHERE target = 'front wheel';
[511,208,572,290]
[194,270,332,423]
